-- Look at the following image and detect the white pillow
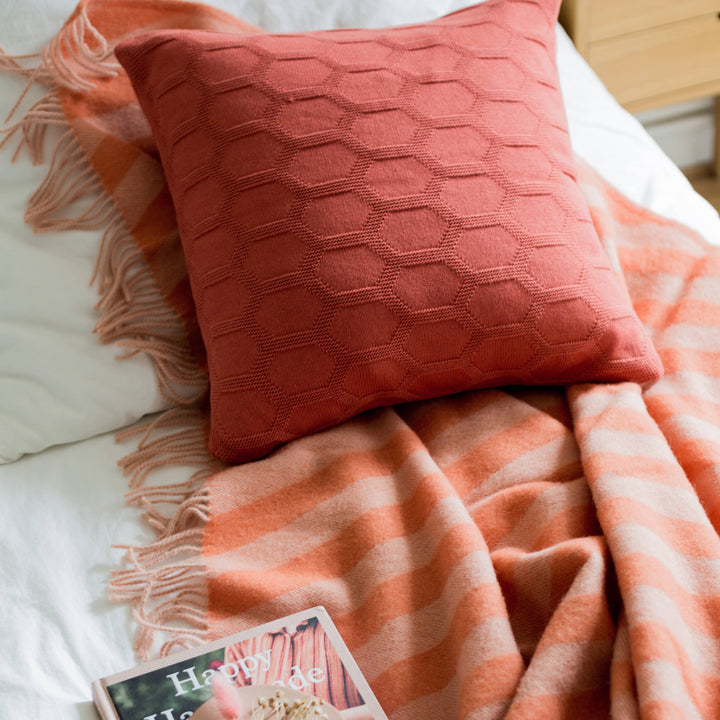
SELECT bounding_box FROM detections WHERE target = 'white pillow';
[207,0,480,32]
[0,80,169,463]
[0,7,170,462]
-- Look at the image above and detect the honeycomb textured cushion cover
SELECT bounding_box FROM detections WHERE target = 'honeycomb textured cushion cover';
[116,0,662,463]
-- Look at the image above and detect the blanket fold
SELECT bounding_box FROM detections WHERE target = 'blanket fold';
[3,1,720,717]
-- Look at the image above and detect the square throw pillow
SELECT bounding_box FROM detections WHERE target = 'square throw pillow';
[116,0,662,464]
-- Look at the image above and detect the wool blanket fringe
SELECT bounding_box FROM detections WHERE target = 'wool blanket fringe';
[5,2,720,717]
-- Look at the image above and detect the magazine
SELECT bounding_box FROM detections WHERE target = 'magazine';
[93,607,387,720]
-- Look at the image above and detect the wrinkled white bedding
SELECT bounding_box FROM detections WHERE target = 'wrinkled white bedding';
[1,2,719,720]
[0,431,141,720]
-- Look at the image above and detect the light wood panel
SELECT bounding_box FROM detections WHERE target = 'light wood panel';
[589,0,720,41]
[689,169,720,211]
[587,14,720,111]
[560,0,720,175]
[559,0,591,55]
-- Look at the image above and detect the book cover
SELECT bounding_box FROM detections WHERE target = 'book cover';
[92,607,387,720]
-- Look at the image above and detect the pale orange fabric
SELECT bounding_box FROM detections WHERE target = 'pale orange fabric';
[115,162,720,718]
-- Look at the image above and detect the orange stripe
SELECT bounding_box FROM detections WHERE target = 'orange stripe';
[541,596,614,646]
[89,134,141,194]
[620,246,720,277]
[661,436,720,480]
[598,497,719,558]
[633,297,720,331]
[403,386,574,442]
[656,347,720,375]
[205,428,423,555]
[207,473,460,617]
[398,390,508,446]
[690,467,720,534]
[646,393,720,429]
[630,622,720,717]
[333,524,494,649]
[443,414,574,497]
[494,537,609,648]
[532,504,600,552]
[458,655,524,717]
[476,478,595,553]
[369,588,519,715]
[614,553,720,637]
[133,184,182,257]
[62,75,138,120]
[575,403,660,434]
[610,658,636,710]
[580,453,686,488]
[473,483,562,550]
[639,700,685,720]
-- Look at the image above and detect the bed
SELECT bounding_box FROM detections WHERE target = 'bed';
[1,0,720,718]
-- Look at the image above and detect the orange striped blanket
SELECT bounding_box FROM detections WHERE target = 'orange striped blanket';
[4,1,720,718]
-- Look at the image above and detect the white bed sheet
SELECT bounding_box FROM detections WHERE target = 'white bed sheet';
[2,3,720,720]
[0,430,141,720]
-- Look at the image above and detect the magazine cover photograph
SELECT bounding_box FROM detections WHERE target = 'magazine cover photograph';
[94,608,386,720]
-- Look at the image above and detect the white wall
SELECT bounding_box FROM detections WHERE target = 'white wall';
[635,98,715,170]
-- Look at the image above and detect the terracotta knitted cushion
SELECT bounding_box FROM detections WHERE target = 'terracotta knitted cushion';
[116,0,662,464]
